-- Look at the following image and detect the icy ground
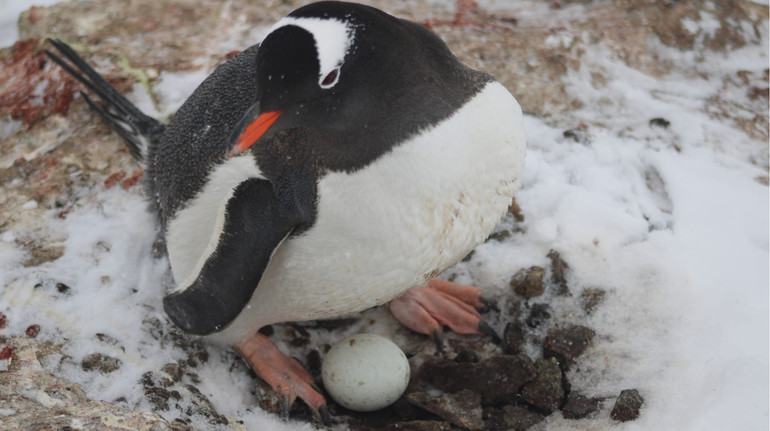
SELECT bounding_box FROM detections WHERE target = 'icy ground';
[1,0,768,430]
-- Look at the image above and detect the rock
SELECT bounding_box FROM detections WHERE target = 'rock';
[561,392,601,419]
[525,303,552,328]
[382,421,452,431]
[501,321,525,354]
[547,250,570,295]
[543,325,596,369]
[407,389,484,430]
[0,311,7,329]
[580,288,606,314]
[25,324,41,337]
[520,357,564,413]
[0,337,191,430]
[421,355,537,404]
[184,384,228,425]
[485,404,546,431]
[81,352,121,373]
[510,266,545,297]
[611,389,644,422]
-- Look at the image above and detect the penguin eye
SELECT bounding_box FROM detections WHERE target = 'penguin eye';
[320,68,340,88]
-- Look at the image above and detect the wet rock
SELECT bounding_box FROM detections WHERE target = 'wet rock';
[510,266,545,298]
[580,288,606,314]
[611,389,644,422]
[407,389,484,430]
[525,303,552,328]
[547,250,570,295]
[520,357,564,413]
[382,420,452,431]
[485,404,546,431]
[543,325,596,369]
[421,355,537,404]
[501,321,525,354]
[561,391,601,419]
[81,352,121,373]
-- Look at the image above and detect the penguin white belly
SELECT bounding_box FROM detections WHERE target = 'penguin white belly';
[214,82,525,345]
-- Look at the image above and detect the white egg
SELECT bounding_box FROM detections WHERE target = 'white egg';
[321,333,410,412]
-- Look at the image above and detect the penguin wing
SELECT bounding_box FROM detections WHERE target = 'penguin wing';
[163,178,301,335]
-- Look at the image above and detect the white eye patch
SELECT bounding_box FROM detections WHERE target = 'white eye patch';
[268,16,355,89]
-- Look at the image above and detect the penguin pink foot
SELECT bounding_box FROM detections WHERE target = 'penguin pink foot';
[235,333,330,424]
[389,279,500,351]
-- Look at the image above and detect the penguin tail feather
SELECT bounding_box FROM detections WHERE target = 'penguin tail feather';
[45,39,165,162]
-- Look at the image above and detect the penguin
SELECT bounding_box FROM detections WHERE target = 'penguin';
[47,1,526,423]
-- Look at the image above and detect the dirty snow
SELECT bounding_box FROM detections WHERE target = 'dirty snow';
[1,1,768,430]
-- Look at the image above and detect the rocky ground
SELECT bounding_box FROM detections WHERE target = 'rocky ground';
[0,0,767,430]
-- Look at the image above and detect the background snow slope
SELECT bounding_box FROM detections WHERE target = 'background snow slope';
[1,0,768,430]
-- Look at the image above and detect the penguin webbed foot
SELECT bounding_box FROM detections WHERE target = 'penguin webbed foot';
[388,278,500,352]
[235,333,329,425]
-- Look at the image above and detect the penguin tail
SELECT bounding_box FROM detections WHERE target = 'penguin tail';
[45,39,164,162]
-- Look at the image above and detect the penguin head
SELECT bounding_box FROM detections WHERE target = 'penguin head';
[230,1,475,167]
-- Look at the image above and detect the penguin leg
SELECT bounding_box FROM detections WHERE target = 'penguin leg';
[388,278,500,351]
[235,333,330,424]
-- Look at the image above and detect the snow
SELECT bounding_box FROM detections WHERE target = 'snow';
[1,1,768,430]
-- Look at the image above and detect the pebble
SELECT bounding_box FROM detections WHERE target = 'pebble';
[520,357,564,413]
[510,266,545,297]
[543,325,596,369]
[561,392,601,419]
[611,389,644,422]
[407,389,484,431]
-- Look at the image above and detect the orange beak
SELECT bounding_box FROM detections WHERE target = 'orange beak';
[228,109,283,157]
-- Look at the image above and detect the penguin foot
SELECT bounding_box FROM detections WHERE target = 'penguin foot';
[388,278,500,351]
[235,333,328,424]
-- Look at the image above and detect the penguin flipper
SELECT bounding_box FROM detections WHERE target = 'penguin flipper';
[45,39,165,161]
[163,178,300,335]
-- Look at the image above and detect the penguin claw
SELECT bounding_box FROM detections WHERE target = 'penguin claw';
[478,320,501,344]
[318,404,332,426]
[479,295,499,312]
[433,328,447,353]
[281,394,291,419]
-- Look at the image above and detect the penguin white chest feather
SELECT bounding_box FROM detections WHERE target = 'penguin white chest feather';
[214,81,525,345]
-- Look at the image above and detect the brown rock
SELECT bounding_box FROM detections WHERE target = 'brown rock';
[81,352,121,373]
[501,321,525,354]
[407,389,484,430]
[510,266,545,297]
[421,355,537,404]
[485,404,546,431]
[547,249,570,295]
[520,357,564,413]
[543,325,596,369]
[382,421,452,431]
[562,392,601,419]
[581,288,606,314]
[611,389,644,422]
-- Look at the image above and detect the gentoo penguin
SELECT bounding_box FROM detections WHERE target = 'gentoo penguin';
[47,1,526,422]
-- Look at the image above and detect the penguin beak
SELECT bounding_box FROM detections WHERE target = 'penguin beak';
[228,106,283,157]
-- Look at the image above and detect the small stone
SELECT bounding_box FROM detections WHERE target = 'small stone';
[525,303,551,328]
[81,353,121,373]
[161,363,183,384]
[501,321,525,355]
[649,117,671,128]
[25,324,40,338]
[581,288,606,314]
[485,404,545,431]
[561,392,601,419]
[543,325,596,369]
[422,355,537,404]
[407,389,484,430]
[547,250,570,295]
[56,282,70,293]
[382,421,452,431]
[508,197,524,222]
[611,389,643,422]
[0,346,14,360]
[510,266,545,297]
[0,312,7,329]
[520,357,564,413]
